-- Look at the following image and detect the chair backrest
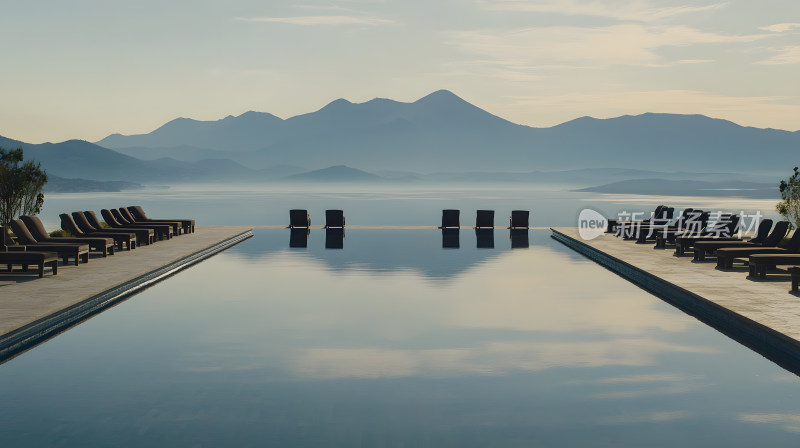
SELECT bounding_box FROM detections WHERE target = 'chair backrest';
[0,226,6,251]
[128,206,148,221]
[119,207,137,223]
[112,208,131,224]
[442,209,460,228]
[785,228,800,252]
[61,213,86,236]
[75,211,99,231]
[763,221,791,247]
[325,210,345,228]
[9,219,38,244]
[100,209,123,227]
[749,219,773,244]
[475,210,494,228]
[290,209,310,228]
[20,216,50,241]
[674,208,694,229]
[510,210,529,229]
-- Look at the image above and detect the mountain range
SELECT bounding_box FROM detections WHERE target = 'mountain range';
[2,90,798,186]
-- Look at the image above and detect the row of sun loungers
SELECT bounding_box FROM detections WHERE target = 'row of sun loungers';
[1,206,194,278]
[288,209,531,229]
[611,204,799,291]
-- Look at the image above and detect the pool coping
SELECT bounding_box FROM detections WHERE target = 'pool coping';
[550,227,800,375]
[0,229,253,362]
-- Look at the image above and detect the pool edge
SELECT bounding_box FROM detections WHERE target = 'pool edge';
[0,229,254,362]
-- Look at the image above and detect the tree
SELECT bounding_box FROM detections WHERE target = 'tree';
[777,166,800,229]
[0,147,48,229]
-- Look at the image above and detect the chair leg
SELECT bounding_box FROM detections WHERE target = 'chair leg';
[38,262,44,278]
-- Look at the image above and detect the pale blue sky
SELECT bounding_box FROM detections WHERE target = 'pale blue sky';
[1,0,799,143]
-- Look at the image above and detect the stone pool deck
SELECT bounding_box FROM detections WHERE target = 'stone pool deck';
[551,227,800,373]
[0,226,253,360]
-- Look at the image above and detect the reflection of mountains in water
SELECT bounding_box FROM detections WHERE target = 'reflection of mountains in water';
[230,229,535,279]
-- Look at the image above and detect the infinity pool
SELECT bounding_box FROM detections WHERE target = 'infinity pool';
[2,229,800,447]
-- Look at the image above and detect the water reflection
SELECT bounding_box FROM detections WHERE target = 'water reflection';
[289,228,309,248]
[510,229,529,248]
[441,228,459,249]
[325,228,344,249]
[475,229,494,249]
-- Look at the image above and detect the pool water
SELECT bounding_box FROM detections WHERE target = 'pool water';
[2,229,800,447]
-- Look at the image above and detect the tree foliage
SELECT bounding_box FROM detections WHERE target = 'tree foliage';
[777,166,800,229]
[0,147,48,228]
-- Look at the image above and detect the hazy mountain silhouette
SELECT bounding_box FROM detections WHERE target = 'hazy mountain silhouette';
[286,165,384,182]
[577,178,778,199]
[95,90,800,175]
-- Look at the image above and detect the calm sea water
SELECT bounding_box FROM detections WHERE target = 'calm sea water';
[2,185,796,446]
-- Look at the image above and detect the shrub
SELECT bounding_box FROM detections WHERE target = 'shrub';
[777,166,800,229]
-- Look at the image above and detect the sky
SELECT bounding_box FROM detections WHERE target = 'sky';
[1,0,799,143]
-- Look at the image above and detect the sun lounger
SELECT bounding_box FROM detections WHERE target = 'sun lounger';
[608,205,669,234]
[9,219,89,266]
[634,208,695,243]
[325,210,345,229]
[119,207,182,236]
[475,210,494,229]
[440,209,460,229]
[127,206,195,234]
[653,211,711,248]
[0,226,58,277]
[509,210,530,229]
[716,229,800,269]
[113,208,174,239]
[21,215,114,257]
[60,213,135,250]
[693,220,787,261]
[76,211,154,245]
[748,253,800,278]
[102,209,172,240]
[672,214,741,255]
[289,209,310,229]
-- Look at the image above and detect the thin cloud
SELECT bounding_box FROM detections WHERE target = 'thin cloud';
[480,0,729,23]
[756,46,800,65]
[760,22,800,33]
[235,15,392,26]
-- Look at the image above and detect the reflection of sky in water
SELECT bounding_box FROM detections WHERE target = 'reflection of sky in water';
[1,229,800,446]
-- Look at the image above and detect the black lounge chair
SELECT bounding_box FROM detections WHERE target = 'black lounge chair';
[653,211,711,248]
[509,210,530,229]
[127,206,195,234]
[693,220,787,261]
[289,209,310,229]
[748,253,800,278]
[0,226,58,278]
[440,209,460,229]
[102,209,172,240]
[8,219,89,266]
[113,208,173,239]
[672,214,741,255]
[325,210,345,229]
[60,213,136,250]
[475,210,494,229]
[634,208,694,243]
[21,215,114,257]
[76,211,154,246]
[120,207,182,236]
[716,229,800,269]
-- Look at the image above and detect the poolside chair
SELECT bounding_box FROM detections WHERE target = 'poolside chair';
[671,214,742,255]
[607,205,668,233]
[325,228,344,249]
[9,219,89,266]
[693,220,787,261]
[76,211,154,245]
[113,208,174,239]
[21,215,115,257]
[127,206,195,234]
[442,228,459,248]
[119,207,182,236]
[475,229,494,249]
[0,226,58,278]
[634,208,693,243]
[509,210,530,229]
[440,209,460,229]
[716,229,800,269]
[325,210,345,229]
[60,213,136,251]
[475,210,494,229]
[653,211,710,248]
[748,253,800,278]
[289,209,310,229]
[289,228,309,248]
[102,209,172,240]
